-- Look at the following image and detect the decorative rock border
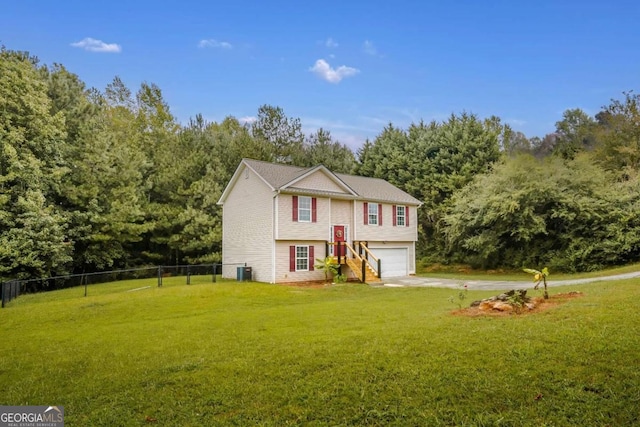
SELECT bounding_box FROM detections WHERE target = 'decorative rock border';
[470,289,540,312]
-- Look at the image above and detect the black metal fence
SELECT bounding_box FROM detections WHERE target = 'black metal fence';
[1,280,22,308]
[1,263,246,308]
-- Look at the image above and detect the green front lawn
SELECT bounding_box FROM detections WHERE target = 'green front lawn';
[1,277,638,426]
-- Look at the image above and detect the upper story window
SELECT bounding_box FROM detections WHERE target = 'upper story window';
[368,203,379,225]
[393,205,410,227]
[396,206,406,226]
[363,202,382,226]
[292,196,316,222]
[298,196,311,222]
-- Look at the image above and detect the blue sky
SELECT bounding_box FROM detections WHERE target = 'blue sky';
[2,0,639,149]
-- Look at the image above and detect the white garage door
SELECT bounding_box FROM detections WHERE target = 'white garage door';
[368,247,408,278]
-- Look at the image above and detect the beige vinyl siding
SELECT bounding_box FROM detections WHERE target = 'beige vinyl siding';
[293,171,348,193]
[277,194,331,240]
[274,241,326,283]
[355,201,418,242]
[222,166,275,282]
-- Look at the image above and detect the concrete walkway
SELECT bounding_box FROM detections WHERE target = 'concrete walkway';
[380,271,640,291]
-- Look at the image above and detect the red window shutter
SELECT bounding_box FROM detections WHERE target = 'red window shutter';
[363,202,368,225]
[312,198,317,223]
[392,205,397,226]
[290,246,296,271]
[292,196,298,221]
[378,204,383,226]
[309,246,314,271]
[406,206,410,226]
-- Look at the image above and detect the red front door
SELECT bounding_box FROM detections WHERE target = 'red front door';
[333,226,346,257]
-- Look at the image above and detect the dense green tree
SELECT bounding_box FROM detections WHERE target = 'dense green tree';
[302,128,356,173]
[251,105,304,164]
[594,92,640,180]
[356,124,410,184]
[0,48,72,278]
[357,114,505,259]
[443,154,640,271]
[502,129,531,156]
[67,78,151,269]
[553,108,598,159]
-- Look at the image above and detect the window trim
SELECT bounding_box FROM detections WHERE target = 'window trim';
[298,196,312,223]
[396,205,406,226]
[292,196,317,223]
[296,245,309,271]
[368,203,378,225]
[290,245,315,272]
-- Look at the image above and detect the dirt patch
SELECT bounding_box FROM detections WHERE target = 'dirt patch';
[281,280,331,289]
[453,291,584,317]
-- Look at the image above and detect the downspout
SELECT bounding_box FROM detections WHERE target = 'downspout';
[272,190,280,284]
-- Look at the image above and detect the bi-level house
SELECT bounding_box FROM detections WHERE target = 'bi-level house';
[217,159,422,284]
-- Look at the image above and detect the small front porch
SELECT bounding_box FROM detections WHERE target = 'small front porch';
[325,241,382,284]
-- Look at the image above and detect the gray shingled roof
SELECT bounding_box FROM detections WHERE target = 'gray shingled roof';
[243,158,421,205]
[244,158,309,189]
[336,173,421,205]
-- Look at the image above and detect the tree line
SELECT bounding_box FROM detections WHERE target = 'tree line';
[358,96,640,272]
[2,45,639,283]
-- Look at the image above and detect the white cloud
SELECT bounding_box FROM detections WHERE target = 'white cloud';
[309,59,359,84]
[198,39,233,49]
[239,116,257,124]
[507,118,527,126]
[363,40,377,56]
[70,37,121,53]
[325,37,339,48]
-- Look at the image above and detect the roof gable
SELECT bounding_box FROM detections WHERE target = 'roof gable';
[281,165,357,197]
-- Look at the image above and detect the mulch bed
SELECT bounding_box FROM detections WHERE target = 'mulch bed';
[452,291,584,317]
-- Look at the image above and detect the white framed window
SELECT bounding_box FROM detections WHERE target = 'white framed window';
[296,246,309,271]
[368,203,379,225]
[396,205,406,226]
[298,196,311,222]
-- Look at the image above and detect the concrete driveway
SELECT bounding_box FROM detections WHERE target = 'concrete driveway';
[380,271,640,291]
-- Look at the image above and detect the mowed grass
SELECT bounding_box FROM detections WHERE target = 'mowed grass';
[1,277,639,426]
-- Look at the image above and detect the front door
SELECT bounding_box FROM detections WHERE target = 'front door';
[333,225,346,257]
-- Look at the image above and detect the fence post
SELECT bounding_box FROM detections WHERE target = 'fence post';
[158,267,163,287]
[187,267,191,285]
[83,275,88,297]
[1,282,5,308]
[377,259,382,278]
[212,264,217,283]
